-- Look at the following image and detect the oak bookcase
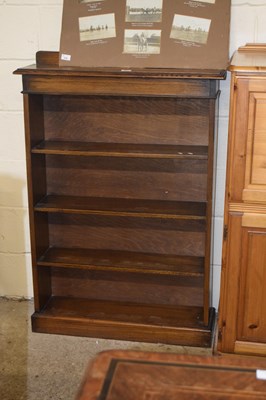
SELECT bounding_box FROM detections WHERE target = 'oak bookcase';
[15,51,225,347]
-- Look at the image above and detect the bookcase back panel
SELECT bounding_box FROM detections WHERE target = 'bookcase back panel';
[50,268,204,307]
[48,214,206,257]
[46,156,208,202]
[43,96,210,146]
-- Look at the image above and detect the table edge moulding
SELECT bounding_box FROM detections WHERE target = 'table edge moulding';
[75,350,266,400]
[15,51,225,348]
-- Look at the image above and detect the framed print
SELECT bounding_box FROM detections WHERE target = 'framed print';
[59,0,231,69]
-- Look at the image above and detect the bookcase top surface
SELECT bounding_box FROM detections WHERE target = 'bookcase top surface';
[14,51,226,80]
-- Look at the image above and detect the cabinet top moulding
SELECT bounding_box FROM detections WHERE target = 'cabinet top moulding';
[229,43,266,74]
[14,52,224,98]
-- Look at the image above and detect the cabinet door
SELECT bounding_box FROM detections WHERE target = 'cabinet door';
[238,218,266,343]
[219,212,266,355]
[229,78,266,202]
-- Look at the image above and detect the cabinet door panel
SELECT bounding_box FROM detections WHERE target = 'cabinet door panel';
[243,92,266,202]
[239,229,266,343]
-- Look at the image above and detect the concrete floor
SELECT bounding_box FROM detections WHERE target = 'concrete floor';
[0,298,211,400]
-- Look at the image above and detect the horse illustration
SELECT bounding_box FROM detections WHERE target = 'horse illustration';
[137,33,148,52]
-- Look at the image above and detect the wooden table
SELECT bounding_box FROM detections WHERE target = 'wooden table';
[76,350,266,399]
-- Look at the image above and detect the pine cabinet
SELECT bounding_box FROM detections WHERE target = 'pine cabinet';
[218,44,266,356]
[15,51,224,347]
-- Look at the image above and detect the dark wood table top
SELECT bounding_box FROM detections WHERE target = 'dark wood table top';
[76,350,266,399]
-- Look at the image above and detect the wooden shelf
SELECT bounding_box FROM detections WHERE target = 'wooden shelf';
[32,141,208,159]
[32,296,215,346]
[37,247,204,277]
[34,195,207,220]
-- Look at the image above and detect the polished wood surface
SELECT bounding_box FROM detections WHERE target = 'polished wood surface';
[229,43,266,72]
[76,350,266,400]
[16,51,222,346]
[22,50,227,79]
[32,298,214,347]
[218,44,266,356]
